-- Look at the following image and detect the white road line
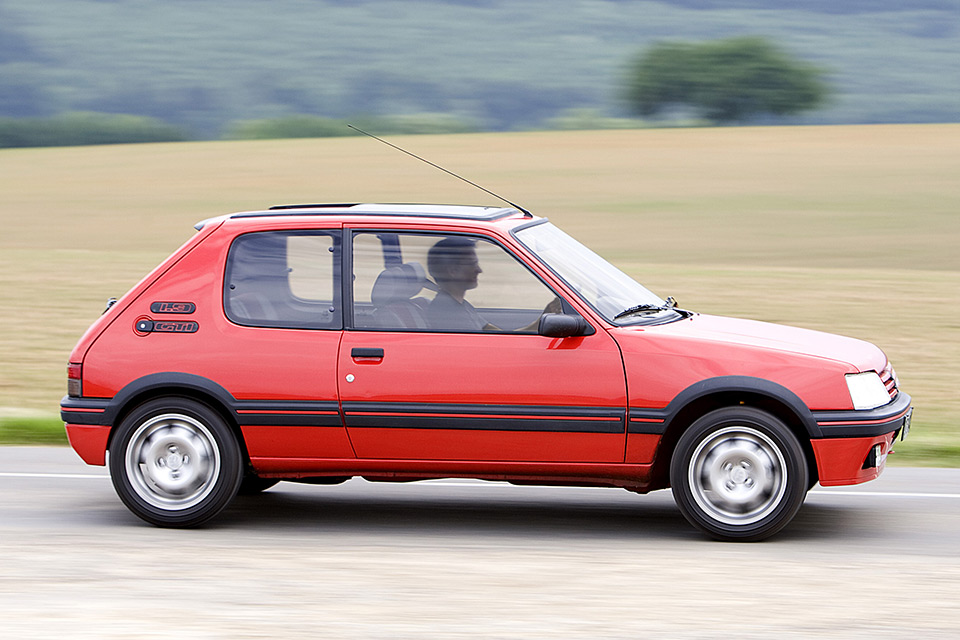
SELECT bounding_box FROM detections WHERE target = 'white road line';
[0,472,109,479]
[810,490,960,499]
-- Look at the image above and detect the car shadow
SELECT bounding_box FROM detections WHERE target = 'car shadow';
[200,482,866,543]
[217,483,698,541]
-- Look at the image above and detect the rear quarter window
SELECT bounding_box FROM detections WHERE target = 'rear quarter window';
[224,230,341,329]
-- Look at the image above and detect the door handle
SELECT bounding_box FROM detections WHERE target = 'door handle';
[351,347,384,359]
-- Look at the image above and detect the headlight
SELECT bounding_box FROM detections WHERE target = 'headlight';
[845,372,890,410]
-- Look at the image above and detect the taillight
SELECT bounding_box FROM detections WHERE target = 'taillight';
[67,362,82,397]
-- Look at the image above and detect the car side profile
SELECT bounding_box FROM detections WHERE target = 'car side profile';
[61,203,912,540]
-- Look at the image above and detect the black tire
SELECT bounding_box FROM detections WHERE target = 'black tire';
[670,407,808,542]
[108,397,243,527]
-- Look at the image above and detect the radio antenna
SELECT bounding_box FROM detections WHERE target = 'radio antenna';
[347,124,532,217]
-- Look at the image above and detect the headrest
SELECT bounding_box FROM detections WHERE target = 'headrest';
[371,262,435,306]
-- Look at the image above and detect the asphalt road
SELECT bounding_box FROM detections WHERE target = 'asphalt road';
[2,447,959,639]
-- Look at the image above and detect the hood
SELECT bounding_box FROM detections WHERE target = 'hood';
[633,313,888,373]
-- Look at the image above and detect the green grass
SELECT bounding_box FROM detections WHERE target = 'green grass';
[1,125,958,464]
[0,416,68,445]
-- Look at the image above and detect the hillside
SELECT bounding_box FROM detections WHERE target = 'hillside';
[1,0,958,135]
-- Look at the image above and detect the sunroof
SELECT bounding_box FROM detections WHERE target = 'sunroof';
[233,203,522,221]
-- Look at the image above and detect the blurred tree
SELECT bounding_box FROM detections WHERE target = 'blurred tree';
[624,36,829,123]
[0,112,189,148]
[225,113,477,140]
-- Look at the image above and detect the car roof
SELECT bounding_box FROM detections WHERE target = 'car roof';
[195,203,529,231]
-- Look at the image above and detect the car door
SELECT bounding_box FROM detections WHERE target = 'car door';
[338,228,627,463]
[216,228,353,461]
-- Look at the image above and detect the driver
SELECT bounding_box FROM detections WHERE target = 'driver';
[426,237,562,332]
[426,237,495,331]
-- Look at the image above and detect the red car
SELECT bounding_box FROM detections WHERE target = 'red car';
[61,203,912,540]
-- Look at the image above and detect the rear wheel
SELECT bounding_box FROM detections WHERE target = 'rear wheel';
[670,407,808,541]
[109,397,242,527]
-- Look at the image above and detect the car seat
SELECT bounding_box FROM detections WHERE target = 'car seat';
[370,262,435,329]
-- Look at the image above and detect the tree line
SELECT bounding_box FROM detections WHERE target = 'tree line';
[2,36,829,148]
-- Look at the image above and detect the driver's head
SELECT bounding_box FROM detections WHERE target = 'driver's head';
[427,237,482,292]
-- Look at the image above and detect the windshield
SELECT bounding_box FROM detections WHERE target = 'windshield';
[515,221,673,324]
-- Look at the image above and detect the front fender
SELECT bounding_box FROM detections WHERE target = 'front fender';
[629,375,822,439]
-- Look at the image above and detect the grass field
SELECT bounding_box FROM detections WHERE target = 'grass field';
[1,124,957,464]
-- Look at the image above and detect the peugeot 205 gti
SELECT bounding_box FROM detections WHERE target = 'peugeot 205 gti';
[61,203,912,540]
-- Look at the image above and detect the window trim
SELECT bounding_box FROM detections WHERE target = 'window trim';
[511,220,680,327]
[344,228,589,334]
[223,229,343,331]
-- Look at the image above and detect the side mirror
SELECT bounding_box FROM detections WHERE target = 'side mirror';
[538,314,594,338]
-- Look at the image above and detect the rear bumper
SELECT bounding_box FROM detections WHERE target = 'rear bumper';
[811,393,912,486]
[64,424,111,466]
[60,395,110,425]
[61,396,112,466]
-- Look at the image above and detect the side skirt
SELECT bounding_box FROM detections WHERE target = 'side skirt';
[249,457,656,492]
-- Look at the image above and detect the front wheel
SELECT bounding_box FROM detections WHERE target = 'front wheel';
[670,407,808,542]
[109,397,243,527]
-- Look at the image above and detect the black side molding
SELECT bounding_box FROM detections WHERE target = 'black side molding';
[814,392,912,438]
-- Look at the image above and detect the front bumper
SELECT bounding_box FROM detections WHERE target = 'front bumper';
[811,392,912,486]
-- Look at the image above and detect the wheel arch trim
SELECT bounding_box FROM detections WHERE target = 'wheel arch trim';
[630,375,822,439]
[104,373,239,427]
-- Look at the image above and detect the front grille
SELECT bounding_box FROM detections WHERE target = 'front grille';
[879,362,899,400]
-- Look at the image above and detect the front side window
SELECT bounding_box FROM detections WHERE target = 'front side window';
[225,230,340,329]
[352,232,561,332]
